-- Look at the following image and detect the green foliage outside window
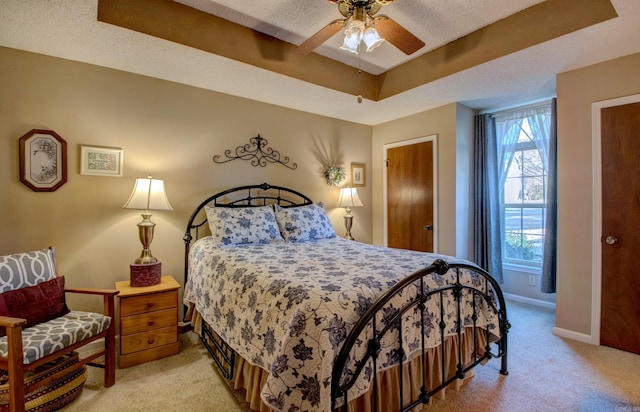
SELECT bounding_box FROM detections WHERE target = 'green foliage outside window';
[505,232,539,262]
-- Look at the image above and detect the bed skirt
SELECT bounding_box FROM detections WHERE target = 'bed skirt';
[189,305,487,412]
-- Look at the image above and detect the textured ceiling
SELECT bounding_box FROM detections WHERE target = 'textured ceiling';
[176,0,546,75]
[1,0,640,125]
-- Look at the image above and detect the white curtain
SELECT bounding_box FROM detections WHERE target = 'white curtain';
[491,100,557,292]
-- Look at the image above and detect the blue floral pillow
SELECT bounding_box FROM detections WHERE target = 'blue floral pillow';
[205,205,284,247]
[275,202,336,242]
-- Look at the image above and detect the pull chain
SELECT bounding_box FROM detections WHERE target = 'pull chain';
[357,49,363,104]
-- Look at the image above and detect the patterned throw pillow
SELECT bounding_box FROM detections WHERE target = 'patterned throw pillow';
[275,202,336,242]
[0,248,57,292]
[0,276,70,337]
[205,205,284,247]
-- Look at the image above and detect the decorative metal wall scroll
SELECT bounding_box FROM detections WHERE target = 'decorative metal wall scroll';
[213,135,297,169]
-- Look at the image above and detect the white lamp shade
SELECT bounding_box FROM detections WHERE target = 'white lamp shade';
[337,187,364,208]
[363,27,384,52]
[340,19,364,54]
[123,177,173,211]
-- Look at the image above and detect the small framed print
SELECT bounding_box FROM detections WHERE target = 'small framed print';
[351,162,366,187]
[19,129,67,192]
[80,145,123,176]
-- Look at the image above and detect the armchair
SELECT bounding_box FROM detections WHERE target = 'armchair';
[0,247,118,412]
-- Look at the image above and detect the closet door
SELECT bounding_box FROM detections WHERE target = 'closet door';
[600,101,640,355]
[386,140,434,252]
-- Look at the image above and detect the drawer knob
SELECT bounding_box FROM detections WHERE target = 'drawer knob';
[148,320,155,326]
[147,338,155,345]
[146,302,155,308]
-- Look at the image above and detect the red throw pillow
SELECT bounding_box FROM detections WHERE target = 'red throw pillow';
[0,276,70,337]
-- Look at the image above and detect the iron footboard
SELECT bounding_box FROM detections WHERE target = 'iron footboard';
[331,259,510,412]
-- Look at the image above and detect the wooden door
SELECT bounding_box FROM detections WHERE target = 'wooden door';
[600,101,640,355]
[387,141,434,252]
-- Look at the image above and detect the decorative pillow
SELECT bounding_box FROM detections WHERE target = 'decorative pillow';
[205,205,284,247]
[0,276,70,337]
[275,202,336,242]
[0,248,57,292]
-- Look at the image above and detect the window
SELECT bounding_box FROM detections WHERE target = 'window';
[495,104,552,268]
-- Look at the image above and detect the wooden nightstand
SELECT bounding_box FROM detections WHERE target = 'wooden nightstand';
[115,275,181,368]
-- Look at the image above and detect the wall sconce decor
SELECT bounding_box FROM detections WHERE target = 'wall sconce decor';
[123,176,173,286]
[336,186,363,240]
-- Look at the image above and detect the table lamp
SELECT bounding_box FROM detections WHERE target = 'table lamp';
[123,176,173,286]
[336,187,363,240]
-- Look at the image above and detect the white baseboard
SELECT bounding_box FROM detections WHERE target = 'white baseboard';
[504,294,596,345]
[503,293,556,310]
[552,327,594,344]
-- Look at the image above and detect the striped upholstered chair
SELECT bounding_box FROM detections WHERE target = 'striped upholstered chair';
[0,247,118,412]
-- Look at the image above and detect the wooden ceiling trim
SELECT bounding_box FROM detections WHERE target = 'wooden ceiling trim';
[97,0,617,103]
[97,0,378,100]
[377,0,618,100]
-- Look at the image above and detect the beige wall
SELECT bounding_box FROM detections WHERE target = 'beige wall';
[371,103,472,257]
[556,52,640,335]
[6,44,637,336]
[0,47,372,314]
[455,104,475,259]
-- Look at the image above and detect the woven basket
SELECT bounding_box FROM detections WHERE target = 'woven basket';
[0,352,87,412]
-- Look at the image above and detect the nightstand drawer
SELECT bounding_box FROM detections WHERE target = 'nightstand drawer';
[120,290,177,316]
[120,308,177,335]
[120,326,178,355]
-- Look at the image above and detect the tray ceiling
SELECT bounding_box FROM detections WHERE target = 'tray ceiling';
[1,0,640,125]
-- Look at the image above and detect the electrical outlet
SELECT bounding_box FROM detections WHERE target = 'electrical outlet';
[528,275,537,286]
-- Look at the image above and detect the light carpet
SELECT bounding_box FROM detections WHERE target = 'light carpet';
[61,300,640,411]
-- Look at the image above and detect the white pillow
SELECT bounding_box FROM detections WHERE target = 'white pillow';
[205,205,283,247]
[274,202,336,242]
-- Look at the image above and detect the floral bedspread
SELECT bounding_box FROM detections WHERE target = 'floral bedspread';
[184,237,498,412]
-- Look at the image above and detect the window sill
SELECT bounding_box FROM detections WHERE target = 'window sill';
[503,262,541,275]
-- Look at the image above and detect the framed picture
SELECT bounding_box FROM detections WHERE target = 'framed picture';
[19,129,67,192]
[80,145,123,176]
[351,162,366,187]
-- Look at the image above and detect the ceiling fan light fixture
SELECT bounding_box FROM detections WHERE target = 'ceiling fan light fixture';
[363,26,384,52]
[295,0,423,57]
[340,18,364,54]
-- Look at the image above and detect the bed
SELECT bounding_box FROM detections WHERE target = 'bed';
[182,183,509,412]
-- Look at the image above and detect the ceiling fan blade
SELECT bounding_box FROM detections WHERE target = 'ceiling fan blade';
[374,15,425,55]
[293,19,345,56]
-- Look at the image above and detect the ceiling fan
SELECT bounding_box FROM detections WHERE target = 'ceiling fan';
[294,0,425,56]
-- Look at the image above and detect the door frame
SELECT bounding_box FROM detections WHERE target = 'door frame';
[590,93,640,345]
[383,135,438,252]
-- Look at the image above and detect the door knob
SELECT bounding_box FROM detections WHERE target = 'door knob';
[424,225,433,231]
[605,236,618,245]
